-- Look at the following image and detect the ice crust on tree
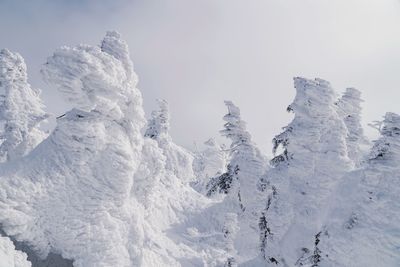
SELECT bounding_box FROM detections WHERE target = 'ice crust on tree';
[0,49,48,163]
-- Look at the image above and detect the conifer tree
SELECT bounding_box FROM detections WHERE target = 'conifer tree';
[144,99,170,140]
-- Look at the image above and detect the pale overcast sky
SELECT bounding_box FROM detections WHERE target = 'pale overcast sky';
[1,0,400,154]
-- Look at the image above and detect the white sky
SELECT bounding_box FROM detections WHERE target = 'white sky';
[1,0,400,154]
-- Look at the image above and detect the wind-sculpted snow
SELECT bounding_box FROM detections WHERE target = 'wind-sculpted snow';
[0,236,31,267]
[0,32,148,267]
[261,78,352,266]
[0,49,48,162]
[41,31,145,130]
[0,32,224,267]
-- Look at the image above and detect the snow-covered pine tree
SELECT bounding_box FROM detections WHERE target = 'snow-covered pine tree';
[260,77,352,266]
[0,49,48,162]
[144,99,195,183]
[204,100,267,264]
[144,99,170,140]
[336,87,368,167]
[319,112,400,266]
[192,138,226,193]
[207,101,265,209]
[368,112,400,162]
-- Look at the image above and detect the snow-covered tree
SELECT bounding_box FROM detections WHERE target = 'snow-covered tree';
[144,99,169,140]
[192,138,226,193]
[204,100,267,264]
[319,112,400,266]
[3,32,213,267]
[336,87,368,167]
[0,49,48,162]
[207,101,265,206]
[368,112,400,162]
[260,77,352,266]
[144,99,195,183]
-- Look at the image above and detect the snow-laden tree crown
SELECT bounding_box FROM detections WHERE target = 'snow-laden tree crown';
[0,32,398,267]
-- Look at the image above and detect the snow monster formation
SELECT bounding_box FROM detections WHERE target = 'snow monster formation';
[0,31,211,267]
[259,78,353,266]
[0,31,147,267]
[0,31,399,267]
